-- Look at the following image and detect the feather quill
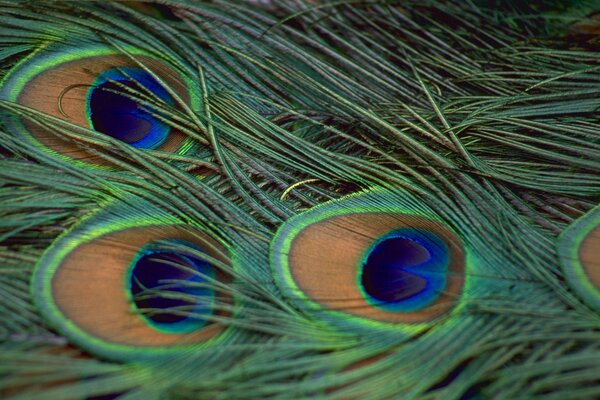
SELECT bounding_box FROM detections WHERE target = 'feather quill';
[0,1,599,399]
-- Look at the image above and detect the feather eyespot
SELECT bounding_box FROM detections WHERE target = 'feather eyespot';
[86,67,175,150]
[1,45,198,165]
[270,190,465,331]
[558,205,600,311]
[31,203,232,361]
[128,240,218,334]
[359,228,450,313]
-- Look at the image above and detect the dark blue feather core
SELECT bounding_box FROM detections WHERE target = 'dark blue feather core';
[87,68,173,149]
[359,228,450,312]
[129,241,215,333]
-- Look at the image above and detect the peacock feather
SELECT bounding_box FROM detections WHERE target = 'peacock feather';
[0,1,599,399]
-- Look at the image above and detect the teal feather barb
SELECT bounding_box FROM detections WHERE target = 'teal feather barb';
[0,1,599,399]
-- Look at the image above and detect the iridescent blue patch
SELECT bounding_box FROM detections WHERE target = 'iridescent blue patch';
[87,67,173,149]
[359,228,450,312]
[128,241,215,333]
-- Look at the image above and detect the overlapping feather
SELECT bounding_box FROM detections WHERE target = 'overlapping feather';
[0,1,599,399]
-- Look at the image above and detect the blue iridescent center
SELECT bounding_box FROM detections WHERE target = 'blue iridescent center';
[87,68,173,149]
[129,241,215,333]
[359,228,450,312]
